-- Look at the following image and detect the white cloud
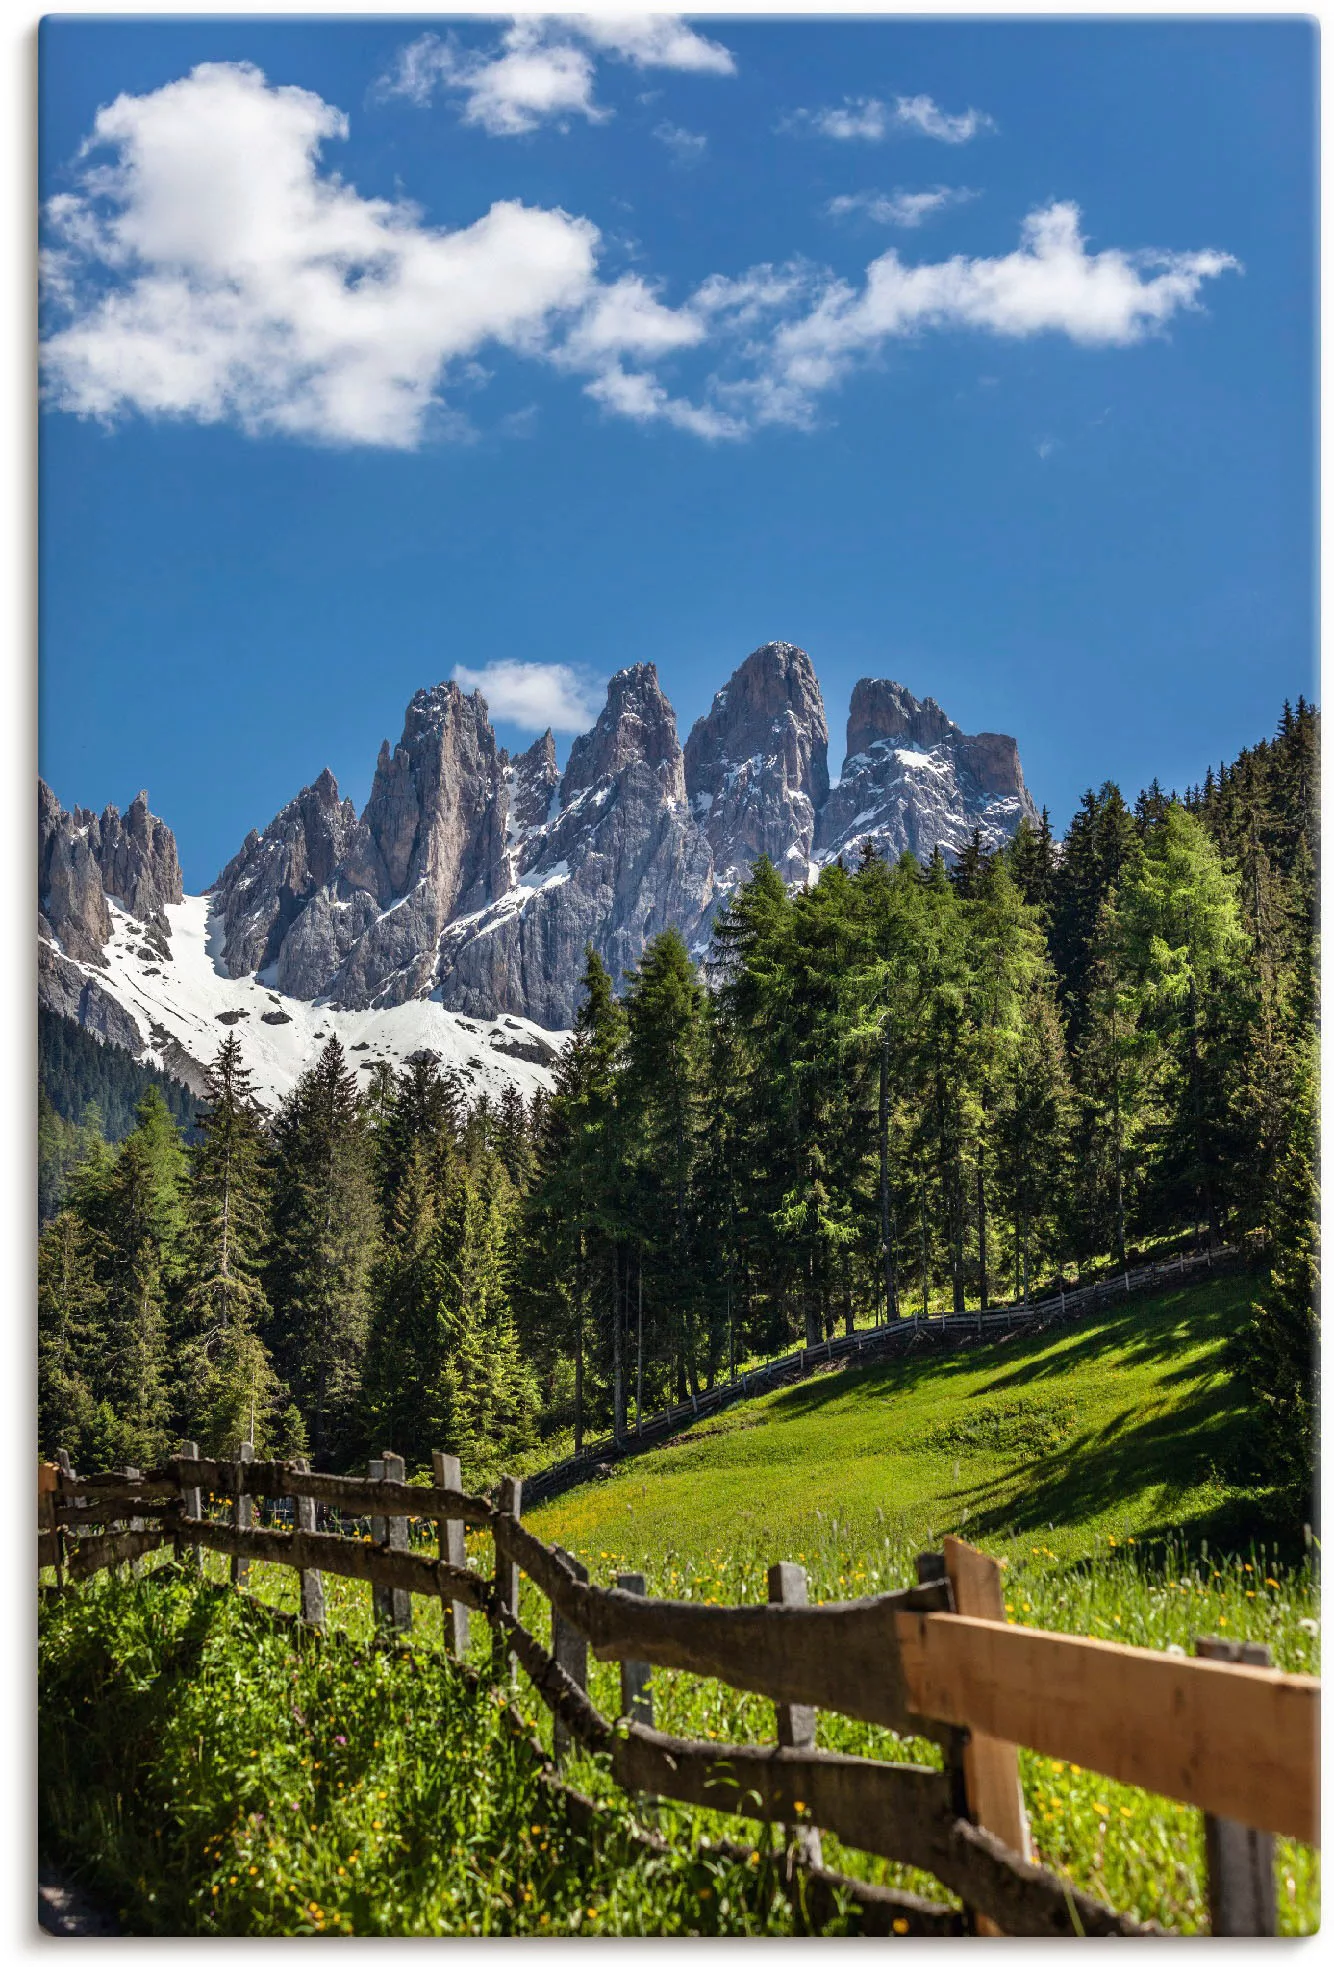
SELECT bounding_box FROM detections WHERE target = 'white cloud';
[377,15,735,136]
[583,363,742,440]
[785,92,995,145]
[653,120,708,163]
[560,273,705,365]
[565,15,735,74]
[452,659,605,733]
[827,186,977,228]
[892,94,995,144]
[757,202,1239,418]
[785,97,889,141]
[40,62,602,446]
[39,71,1239,455]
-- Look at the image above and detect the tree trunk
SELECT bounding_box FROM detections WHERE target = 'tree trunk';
[976,1162,989,1311]
[879,1025,899,1318]
[1188,976,1221,1246]
[635,1257,644,1431]
[611,1244,625,1442]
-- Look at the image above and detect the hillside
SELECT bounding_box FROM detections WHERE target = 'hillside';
[529,1274,1282,1577]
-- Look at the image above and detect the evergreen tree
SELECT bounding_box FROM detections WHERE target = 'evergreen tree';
[1228,1035,1319,1521]
[179,1038,283,1455]
[267,1038,378,1464]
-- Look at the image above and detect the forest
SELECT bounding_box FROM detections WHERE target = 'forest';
[37,700,1317,1517]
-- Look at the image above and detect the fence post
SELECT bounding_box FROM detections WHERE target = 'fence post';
[123,1466,145,1575]
[432,1450,469,1659]
[493,1475,522,1684]
[614,1572,653,1726]
[551,1546,589,1766]
[941,1536,1031,1936]
[369,1454,411,1632]
[768,1561,821,1867]
[178,1440,202,1573]
[230,1441,253,1588]
[1195,1637,1277,1934]
[38,1462,63,1587]
[291,1457,325,1630]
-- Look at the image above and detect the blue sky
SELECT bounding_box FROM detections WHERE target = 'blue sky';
[38,13,1315,892]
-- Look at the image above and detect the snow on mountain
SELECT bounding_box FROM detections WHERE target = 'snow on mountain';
[39,645,1039,1063]
[47,893,566,1110]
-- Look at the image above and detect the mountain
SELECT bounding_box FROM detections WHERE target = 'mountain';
[38,641,1038,1076]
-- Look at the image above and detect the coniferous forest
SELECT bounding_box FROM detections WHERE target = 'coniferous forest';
[37,701,1318,1515]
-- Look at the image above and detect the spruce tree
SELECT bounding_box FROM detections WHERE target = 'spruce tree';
[179,1037,283,1455]
[267,1038,378,1463]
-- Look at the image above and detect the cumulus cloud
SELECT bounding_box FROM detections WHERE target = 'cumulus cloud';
[377,14,734,135]
[826,186,977,228]
[653,120,708,163]
[758,202,1239,417]
[785,93,994,144]
[38,69,1239,453]
[452,659,605,732]
[565,15,735,74]
[375,24,603,135]
[40,62,601,445]
[892,94,995,144]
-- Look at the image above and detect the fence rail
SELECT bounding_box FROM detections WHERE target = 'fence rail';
[38,1438,1316,1938]
[522,1246,1230,1505]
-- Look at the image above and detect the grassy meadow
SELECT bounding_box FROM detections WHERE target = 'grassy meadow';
[40,1272,1319,1935]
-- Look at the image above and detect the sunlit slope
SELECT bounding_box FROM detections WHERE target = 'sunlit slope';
[529,1275,1266,1576]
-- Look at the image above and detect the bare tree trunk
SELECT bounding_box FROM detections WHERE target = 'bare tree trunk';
[879,1025,899,1318]
[635,1257,644,1431]
[976,1162,989,1311]
[612,1244,625,1442]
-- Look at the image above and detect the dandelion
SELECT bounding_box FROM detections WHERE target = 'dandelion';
[893,1919,910,1935]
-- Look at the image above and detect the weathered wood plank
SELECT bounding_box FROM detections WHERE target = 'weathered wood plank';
[432,1451,470,1657]
[769,1560,820,1867]
[54,1479,180,1518]
[230,1442,254,1588]
[161,1457,495,1525]
[895,1609,1320,1845]
[608,1723,1150,1935]
[551,1547,589,1767]
[493,1512,952,1737]
[615,1573,653,1726]
[291,1458,325,1629]
[942,1537,1030,1935]
[52,1497,176,1529]
[1197,1636,1278,1935]
[493,1475,522,1683]
[65,1526,167,1583]
[173,1516,491,1609]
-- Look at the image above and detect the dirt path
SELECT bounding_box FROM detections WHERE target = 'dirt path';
[38,1864,120,1936]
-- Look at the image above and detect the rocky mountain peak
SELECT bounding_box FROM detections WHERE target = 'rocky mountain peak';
[561,663,685,807]
[510,730,560,834]
[39,780,183,970]
[683,641,830,884]
[818,676,1036,868]
[844,677,956,765]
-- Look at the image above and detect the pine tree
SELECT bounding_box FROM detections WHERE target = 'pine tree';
[37,1208,107,1462]
[1228,1035,1318,1521]
[267,1038,378,1463]
[179,1037,283,1455]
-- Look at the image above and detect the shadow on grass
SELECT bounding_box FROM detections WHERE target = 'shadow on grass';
[760,1275,1254,1426]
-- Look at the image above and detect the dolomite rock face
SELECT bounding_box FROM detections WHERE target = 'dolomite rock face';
[41,644,1039,1043]
[684,641,830,886]
[816,678,1037,866]
[39,781,182,964]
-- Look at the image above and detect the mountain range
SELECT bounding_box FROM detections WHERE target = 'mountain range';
[39,641,1036,1102]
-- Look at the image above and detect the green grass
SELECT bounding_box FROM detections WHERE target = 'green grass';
[38,1572,821,1936]
[519,1273,1319,1934]
[40,1273,1320,1935]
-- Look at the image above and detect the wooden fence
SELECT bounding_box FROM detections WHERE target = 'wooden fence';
[522,1245,1229,1506]
[38,1443,1317,1938]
